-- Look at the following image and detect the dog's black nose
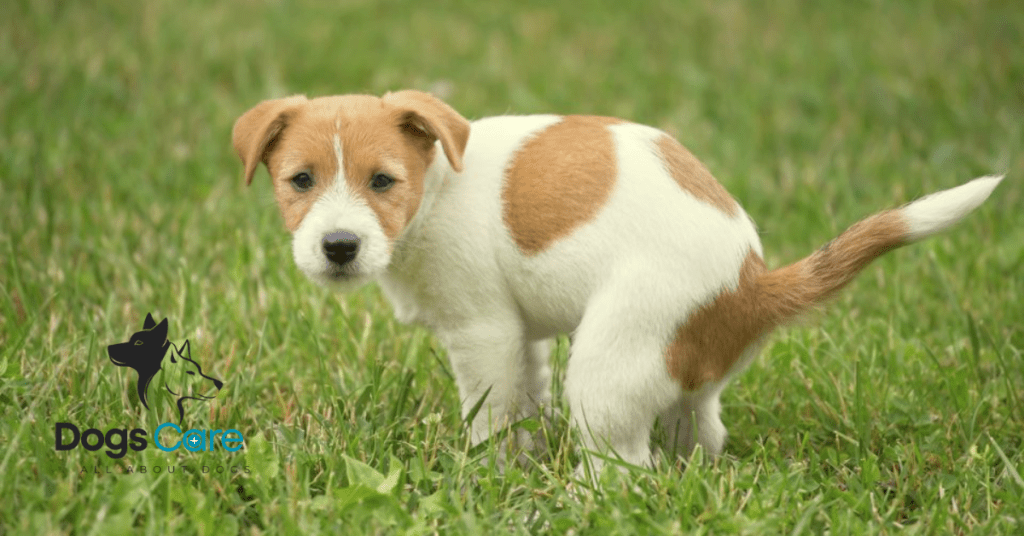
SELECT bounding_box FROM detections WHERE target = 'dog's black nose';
[322,231,361,266]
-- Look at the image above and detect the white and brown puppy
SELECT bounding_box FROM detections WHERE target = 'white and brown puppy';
[233,90,1001,470]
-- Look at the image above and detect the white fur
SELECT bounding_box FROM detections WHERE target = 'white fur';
[373,116,763,470]
[902,175,1003,241]
[291,135,392,288]
[380,116,565,457]
[283,110,999,473]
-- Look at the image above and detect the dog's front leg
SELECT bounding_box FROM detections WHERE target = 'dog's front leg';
[437,318,541,461]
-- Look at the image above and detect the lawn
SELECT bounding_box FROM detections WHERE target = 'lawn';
[2,0,1022,534]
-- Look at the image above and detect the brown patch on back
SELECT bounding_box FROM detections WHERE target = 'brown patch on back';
[666,209,909,391]
[655,135,738,217]
[503,116,622,255]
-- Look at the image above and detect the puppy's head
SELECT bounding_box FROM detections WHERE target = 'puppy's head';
[233,90,470,287]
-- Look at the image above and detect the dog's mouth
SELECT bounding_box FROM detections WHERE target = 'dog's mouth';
[320,258,372,284]
[325,263,357,280]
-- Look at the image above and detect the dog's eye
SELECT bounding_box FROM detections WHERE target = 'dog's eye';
[134,340,143,346]
[290,172,315,192]
[369,173,395,193]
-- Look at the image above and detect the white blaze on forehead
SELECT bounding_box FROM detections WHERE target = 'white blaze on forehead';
[290,132,392,287]
[335,128,407,182]
[333,133,344,172]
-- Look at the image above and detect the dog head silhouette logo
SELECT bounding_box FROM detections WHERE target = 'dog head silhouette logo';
[107,313,223,422]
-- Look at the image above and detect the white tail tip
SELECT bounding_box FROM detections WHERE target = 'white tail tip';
[902,175,1004,241]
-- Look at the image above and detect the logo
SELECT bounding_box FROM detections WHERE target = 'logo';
[54,312,245,464]
[107,312,224,422]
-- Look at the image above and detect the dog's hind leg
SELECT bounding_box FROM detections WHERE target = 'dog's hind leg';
[656,390,726,460]
[565,283,684,474]
[656,339,766,460]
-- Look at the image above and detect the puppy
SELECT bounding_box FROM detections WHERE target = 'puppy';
[233,90,1001,470]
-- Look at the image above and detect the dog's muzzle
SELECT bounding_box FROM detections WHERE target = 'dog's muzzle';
[322,230,361,268]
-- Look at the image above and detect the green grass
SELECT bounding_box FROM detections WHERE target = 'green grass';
[2,0,1022,533]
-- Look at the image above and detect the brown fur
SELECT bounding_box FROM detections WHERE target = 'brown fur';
[502,116,622,255]
[757,210,908,318]
[666,210,909,390]
[666,250,768,390]
[232,91,470,236]
[264,100,340,231]
[232,95,309,186]
[383,90,471,174]
[655,135,739,217]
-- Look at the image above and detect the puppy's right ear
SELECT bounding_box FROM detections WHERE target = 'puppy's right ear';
[232,96,307,185]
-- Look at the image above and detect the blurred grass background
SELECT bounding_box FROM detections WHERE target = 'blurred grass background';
[1,0,1022,534]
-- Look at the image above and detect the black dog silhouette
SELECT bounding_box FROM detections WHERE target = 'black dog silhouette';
[107,313,223,422]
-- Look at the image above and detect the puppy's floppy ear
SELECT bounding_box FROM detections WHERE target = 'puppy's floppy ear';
[383,90,470,172]
[232,95,308,185]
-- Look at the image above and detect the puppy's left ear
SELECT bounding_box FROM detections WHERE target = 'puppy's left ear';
[232,95,308,185]
[384,90,470,172]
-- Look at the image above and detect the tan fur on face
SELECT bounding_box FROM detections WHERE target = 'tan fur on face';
[383,90,471,174]
[502,116,622,255]
[332,97,430,241]
[232,95,309,186]
[666,210,908,390]
[233,91,469,237]
[264,103,339,231]
[655,135,738,217]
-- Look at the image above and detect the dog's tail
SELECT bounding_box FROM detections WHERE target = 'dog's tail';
[754,175,1003,323]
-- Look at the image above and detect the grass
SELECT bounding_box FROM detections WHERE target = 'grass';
[2,0,1022,533]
